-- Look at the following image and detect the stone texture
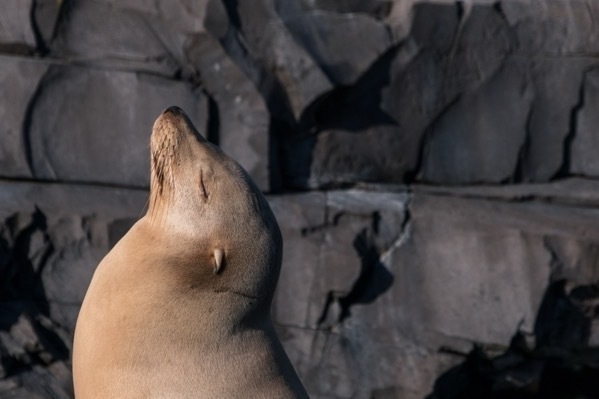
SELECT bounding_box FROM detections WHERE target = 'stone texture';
[306,0,393,19]
[32,0,62,52]
[0,180,147,398]
[203,0,334,189]
[51,0,207,76]
[502,0,599,55]
[234,0,334,119]
[0,0,37,54]
[524,59,587,181]
[571,68,599,178]
[0,0,62,56]
[27,66,208,187]
[269,183,599,398]
[414,177,599,207]
[400,194,551,344]
[309,126,408,187]
[421,60,534,184]
[276,0,393,86]
[302,2,525,187]
[3,177,599,398]
[185,33,271,191]
[3,0,599,398]
[271,190,417,398]
[0,58,48,179]
[428,279,599,398]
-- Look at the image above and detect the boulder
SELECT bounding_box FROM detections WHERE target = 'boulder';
[276,0,393,86]
[50,0,207,76]
[0,0,37,54]
[420,60,533,184]
[0,59,48,179]
[26,66,207,187]
[571,69,599,178]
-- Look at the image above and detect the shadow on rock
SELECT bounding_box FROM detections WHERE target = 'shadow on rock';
[427,280,599,399]
[0,208,70,382]
[318,226,394,327]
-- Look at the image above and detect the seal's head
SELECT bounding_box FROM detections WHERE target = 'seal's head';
[148,106,281,309]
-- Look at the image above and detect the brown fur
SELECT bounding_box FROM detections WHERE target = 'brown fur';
[72,107,308,398]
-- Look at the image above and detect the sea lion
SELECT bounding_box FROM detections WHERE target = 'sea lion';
[72,106,309,399]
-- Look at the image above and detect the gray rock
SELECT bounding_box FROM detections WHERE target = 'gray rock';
[414,177,599,207]
[421,60,533,184]
[26,66,208,187]
[0,181,148,220]
[571,68,599,178]
[298,41,416,187]
[306,0,393,19]
[0,180,147,330]
[0,58,48,179]
[309,126,409,187]
[271,190,422,398]
[96,0,208,31]
[524,59,587,181]
[40,214,109,329]
[234,0,334,119]
[50,0,206,76]
[501,0,599,55]
[380,45,445,182]
[185,33,271,191]
[410,2,459,53]
[269,192,326,328]
[398,193,552,345]
[380,3,515,185]
[270,185,599,397]
[0,181,147,397]
[0,0,37,54]
[271,190,409,330]
[0,311,72,398]
[4,0,599,397]
[0,364,72,399]
[32,0,62,52]
[276,1,393,86]
[203,0,337,190]
[444,4,514,92]
[414,187,599,243]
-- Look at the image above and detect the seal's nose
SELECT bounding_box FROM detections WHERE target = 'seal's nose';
[157,106,208,144]
[163,106,183,116]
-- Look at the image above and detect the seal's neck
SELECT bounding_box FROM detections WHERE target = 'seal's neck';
[127,217,274,320]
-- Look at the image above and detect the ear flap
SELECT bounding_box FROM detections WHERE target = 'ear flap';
[213,248,224,274]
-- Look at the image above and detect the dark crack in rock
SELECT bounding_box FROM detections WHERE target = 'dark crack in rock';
[0,59,47,179]
[571,68,599,178]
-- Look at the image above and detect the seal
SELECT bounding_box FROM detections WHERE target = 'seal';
[72,106,309,399]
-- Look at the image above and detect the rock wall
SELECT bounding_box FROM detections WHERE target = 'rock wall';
[1,1,599,398]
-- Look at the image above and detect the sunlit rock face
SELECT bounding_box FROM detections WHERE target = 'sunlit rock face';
[2,1,599,398]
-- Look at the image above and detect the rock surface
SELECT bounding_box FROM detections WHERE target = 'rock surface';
[2,0,599,398]
[27,66,208,187]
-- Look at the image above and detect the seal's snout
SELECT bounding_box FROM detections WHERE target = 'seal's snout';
[162,106,183,116]
[156,106,207,144]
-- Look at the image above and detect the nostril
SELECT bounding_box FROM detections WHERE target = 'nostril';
[163,106,182,115]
